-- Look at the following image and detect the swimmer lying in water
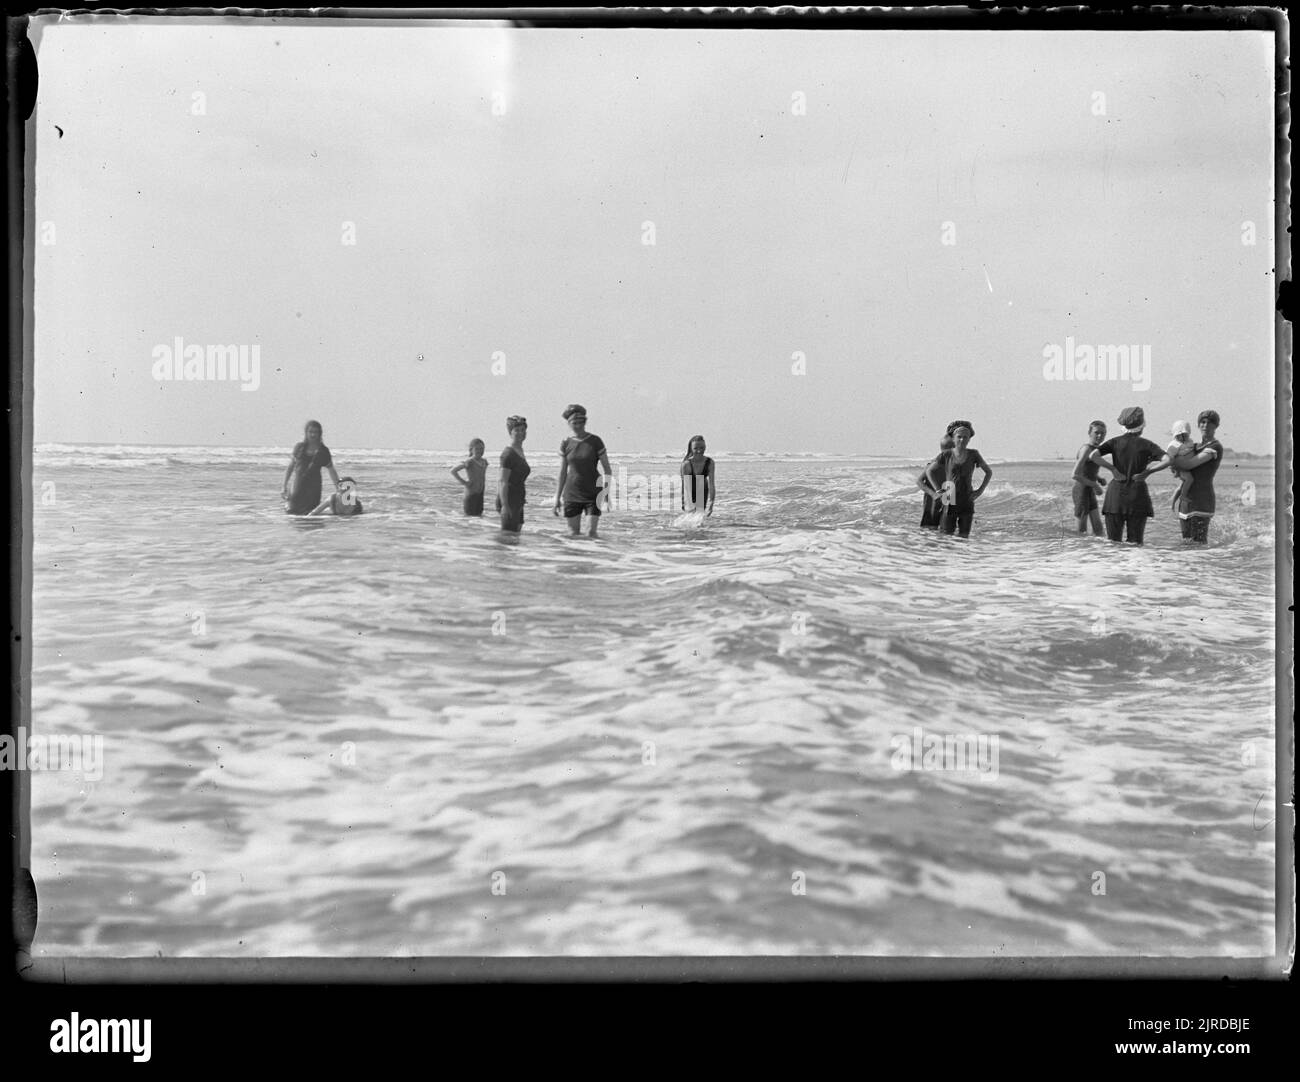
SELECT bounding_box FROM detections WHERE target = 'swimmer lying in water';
[307,477,364,516]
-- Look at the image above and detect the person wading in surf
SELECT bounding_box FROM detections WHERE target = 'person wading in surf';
[1088,406,1168,545]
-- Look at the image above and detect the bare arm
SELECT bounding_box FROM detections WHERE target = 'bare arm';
[1182,446,1219,468]
[973,453,993,499]
[1090,451,1118,476]
[554,457,568,509]
[706,458,716,512]
[326,464,341,490]
[499,465,513,507]
[597,451,613,509]
[917,463,941,498]
[451,462,468,487]
[1071,444,1091,483]
[1135,455,1171,482]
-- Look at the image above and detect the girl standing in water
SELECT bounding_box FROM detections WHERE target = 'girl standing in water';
[924,422,993,538]
[497,416,530,533]
[281,419,343,515]
[681,435,716,516]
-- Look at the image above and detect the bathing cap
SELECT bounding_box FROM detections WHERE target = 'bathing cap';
[1117,406,1145,429]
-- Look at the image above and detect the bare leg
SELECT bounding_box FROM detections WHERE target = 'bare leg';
[1088,509,1103,536]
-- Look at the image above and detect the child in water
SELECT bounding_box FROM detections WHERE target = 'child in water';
[1071,420,1110,535]
[1165,420,1215,513]
[451,439,489,516]
[916,432,955,528]
[308,477,364,516]
[681,434,716,516]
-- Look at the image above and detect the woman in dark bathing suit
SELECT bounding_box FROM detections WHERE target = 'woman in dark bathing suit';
[919,422,992,538]
[1088,406,1172,545]
[554,404,612,538]
[497,415,530,533]
[281,419,343,514]
[681,434,716,515]
[1178,409,1224,544]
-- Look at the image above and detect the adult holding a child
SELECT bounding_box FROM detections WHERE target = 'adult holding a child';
[1176,409,1224,544]
[1088,406,1168,545]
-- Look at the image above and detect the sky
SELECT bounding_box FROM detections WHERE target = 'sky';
[29,18,1278,457]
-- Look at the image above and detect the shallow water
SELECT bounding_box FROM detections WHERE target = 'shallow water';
[27,446,1278,956]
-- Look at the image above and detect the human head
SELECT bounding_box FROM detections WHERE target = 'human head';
[468,438,486,456]
[304,419,323,441]
[1088,420,1107,445]
[334,478,362,516]
[939,433,955,451]
[1117,406,1145,433]
[951,425,972,451]
[1170,419,1191,443]
[562,404,588,431]
[686,434,706,457]
[946,419,974,437]
[506,415,528,440]
[1197,409,1221,434]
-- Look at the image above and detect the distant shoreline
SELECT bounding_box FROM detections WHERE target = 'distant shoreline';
[31,442,1280,462]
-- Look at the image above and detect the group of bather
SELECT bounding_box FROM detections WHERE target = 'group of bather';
[914,406,1224,544]
[281,403,1225,545]
[281,406,714,537]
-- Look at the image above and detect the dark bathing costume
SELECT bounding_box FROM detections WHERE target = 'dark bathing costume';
[561,433,607,518]
[496,445,530,532]
[1071,448,1103,517]
[682,455,713,510]
[1179,437,1223,543]
[1095,431,1165,544]
[287,441,332,515]
[933,448,982,537]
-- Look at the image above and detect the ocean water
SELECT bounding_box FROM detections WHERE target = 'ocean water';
[26,445,1279,957]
